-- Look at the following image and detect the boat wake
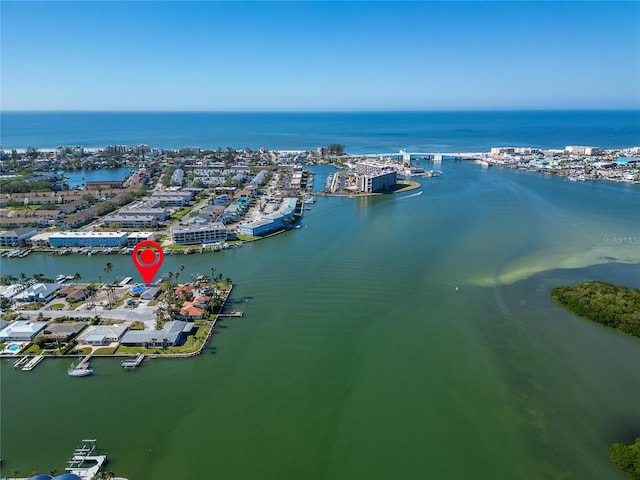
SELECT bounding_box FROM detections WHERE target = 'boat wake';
[398,191,423,200]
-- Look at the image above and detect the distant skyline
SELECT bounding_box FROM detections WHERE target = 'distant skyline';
[1,1,639,111]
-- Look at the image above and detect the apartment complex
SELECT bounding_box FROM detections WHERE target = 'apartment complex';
[170,222,227,245]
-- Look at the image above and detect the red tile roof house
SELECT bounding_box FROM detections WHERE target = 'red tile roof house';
[178,302,206,321]
[57,285,87,302]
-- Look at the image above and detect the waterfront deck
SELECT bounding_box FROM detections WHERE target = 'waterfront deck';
[22,354,45,371]
[65,439,107,480]
[13,355,31,369]
[217,310,243,318]
[121,354,145,369]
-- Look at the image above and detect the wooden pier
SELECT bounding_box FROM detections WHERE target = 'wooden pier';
[217,310,243,318]
[121,354,145,369]
[13,355,31,369]
[22,354,45,371]
[78,353,93,369]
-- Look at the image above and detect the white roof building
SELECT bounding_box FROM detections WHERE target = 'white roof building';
[12,283,63,302]
[76,324,129,346]
[0,320,48,341]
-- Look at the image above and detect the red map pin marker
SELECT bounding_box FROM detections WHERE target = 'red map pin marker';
[132,240,164,286]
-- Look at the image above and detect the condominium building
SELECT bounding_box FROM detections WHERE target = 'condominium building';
[356,171,397,193]
[127,232,159,247]
[102,214,158,229]
[237,198,298,236]
[48,231,128,247]
[149,191,193,206]
[354,161,396,176]
[170,222,227,245]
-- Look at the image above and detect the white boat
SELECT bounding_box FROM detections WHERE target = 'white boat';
[68,362,93,377]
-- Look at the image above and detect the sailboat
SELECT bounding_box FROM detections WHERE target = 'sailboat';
[68,359,93,377]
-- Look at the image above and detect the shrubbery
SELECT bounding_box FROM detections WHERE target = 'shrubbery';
[611,437,640,479]
[551,281,640,337]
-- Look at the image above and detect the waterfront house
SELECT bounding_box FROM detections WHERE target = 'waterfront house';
[13,283,63,303]
[178,301,206,321]
[40,321,87,341]
[76,324,128,346]
[175,284,195,301]
[120,320,193,347]
[57,285,87,302]
[140,285,162,301]
[0,320,48,342]
[0,284,26,301]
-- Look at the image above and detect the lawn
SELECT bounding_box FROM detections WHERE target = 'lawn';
[23,344,42,354]
[94,346,117,355]
[114,326,211,355]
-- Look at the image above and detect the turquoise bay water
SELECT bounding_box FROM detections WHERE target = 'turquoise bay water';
[1,162,638,479]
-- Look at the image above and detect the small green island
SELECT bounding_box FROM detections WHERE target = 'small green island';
[552,281,640,478]
[551,281,640,338]
[610,437,640,480]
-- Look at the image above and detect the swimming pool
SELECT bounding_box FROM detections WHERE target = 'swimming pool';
[130,285,147,295]
[5,343,21,353]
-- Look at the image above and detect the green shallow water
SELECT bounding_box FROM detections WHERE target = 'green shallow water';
[1,163,639,479]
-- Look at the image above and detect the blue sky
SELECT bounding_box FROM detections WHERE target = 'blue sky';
[1,1,639,111]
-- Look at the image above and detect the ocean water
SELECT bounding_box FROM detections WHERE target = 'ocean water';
[1,110,639,153]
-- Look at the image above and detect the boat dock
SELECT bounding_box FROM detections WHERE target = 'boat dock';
[66,439,107,480]
[121,354,145,369]
[78,353,92,369]
[21,354,45,371]
[218,310,244,318]
[13,355,31,369]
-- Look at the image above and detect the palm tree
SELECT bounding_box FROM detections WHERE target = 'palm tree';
[19,272,28,284]
[73,272,81,281]
[0,274,17,285]
[225,276,232,286]
[11,469,19,480]
[104,262,113,275]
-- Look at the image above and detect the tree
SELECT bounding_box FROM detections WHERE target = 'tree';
[84,283,99,310]
[328,144,345,155]
[0,274,17,285]
[610,437,640,479]
[73,272,82,281]
[104,262,113,274]
[26,146,39,158]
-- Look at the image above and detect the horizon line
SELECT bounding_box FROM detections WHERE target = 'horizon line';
[3,107,640,114]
